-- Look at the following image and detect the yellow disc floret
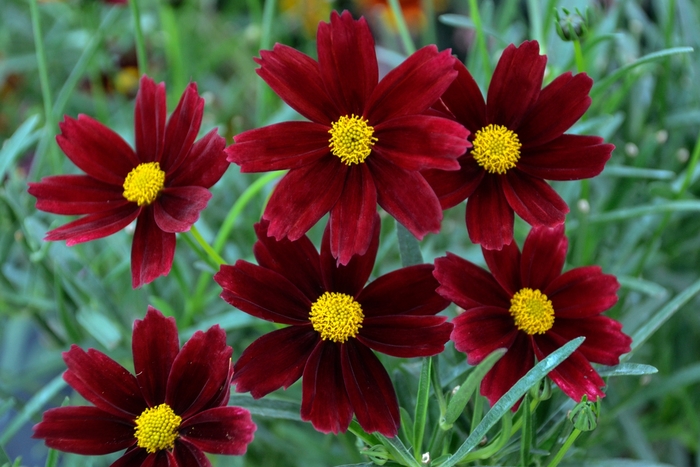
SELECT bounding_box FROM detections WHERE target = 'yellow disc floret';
[134,403,181,453]
[509,288,555,335]
[471,124,522,174]
[123,162,166,206]
[309,292,364,343]
[328,114,378,165]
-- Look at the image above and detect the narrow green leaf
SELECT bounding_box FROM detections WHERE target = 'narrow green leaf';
[601,166,676,180]
[443,348,506,428]
[76,308,123,350]
[228,394,301,421]
[580,458,676,466]
[588,201,700,224]
[0,114,40,180]
[376,433,421,467]
[412,357,431,459]
[396,222,423,267]
[438,14,506,44]
[439,337,584,467]
[0,446,10,466]
[596,363,658,377]
[520,394,532,467]
[617,277,668,298]
[399,407,414,445]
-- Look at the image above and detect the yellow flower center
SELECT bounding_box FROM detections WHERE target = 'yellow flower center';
[309,292,364,343]
[123,162,166,206]
[509,288,555,335]
[328,114,377,165]
[134,403,181,453]
[471,124,522,174]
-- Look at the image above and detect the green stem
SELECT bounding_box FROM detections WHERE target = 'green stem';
[255,0,278,124]
[519,394,532,467]
[188,225,226,266]
[546,428,582,467]
[387,0,416,55]
[213,171,284,254]
[468,0,492,77]
[130,0,149,76]
[431,356,447,416]
[413,357,432,461]
[573,39,585,73]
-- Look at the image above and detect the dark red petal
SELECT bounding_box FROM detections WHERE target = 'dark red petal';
[520,224,567,291]
[371,157,443,239]
[480,333,533,408]
[358,315,452,358]
[166,325,232,419]
[215,262,313,324]
[131,208,176,288]
[253,221,324,301]
[321,211,380,296]
[62,345,144,418]
[263,158,346,242]
[546,266,619,319]
[135,76,166,163]
[486,41,546,129]
[132,306,180,407]
[373,115,468,171]
[366,46,458,122]
[502,170,569,227]
[167,129,228,188]
[518,72,592,146]
[32,406,135,455]
[451,307,518,365]
[301,341,353,434]
[140,451,172,467]
[359,264,448,317]
[433,253,510,309]
[173,440,210,467]
[341,341,399,437]
[518,135,613,181]
[551,316,632,365]
[482,240,521,296]
[29,175,126,215]
[44,204,139,246]
[153,186,212,233]
[532,333,606,402]
[255,44,337,124]
[233,326,318,398]
[109,447,149,467]
[228,122,331,172]
[440,60,487,133]
[422,156,484,210]
[180,407,256,455]
[328,164,378,266]
[56,115,139,184]
[317,11,377,115]
[465,175,514,250]
[161,82,204,173]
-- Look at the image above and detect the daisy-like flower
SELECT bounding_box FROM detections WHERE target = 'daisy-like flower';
[227,10,469,265]
[28,75,228,288]
[423,40,613,250]
[33,307,256,466]
[214,214,452,436]
[433,224,632,406]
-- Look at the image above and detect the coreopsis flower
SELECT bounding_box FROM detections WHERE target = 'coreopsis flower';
[433,224,632,406]
[423,40,613,250]
[214,214,452,436]
[28,75,228,288]
[33,307,256,466]
[227,10,469,265]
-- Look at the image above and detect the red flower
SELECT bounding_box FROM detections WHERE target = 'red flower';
[227,10,469,265]
[433,225,632,406]
[214,214,452,436]
[28,75,228,288]
[423,41,613,250]
[33,307,256,466]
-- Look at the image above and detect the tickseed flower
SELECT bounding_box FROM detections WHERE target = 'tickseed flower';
[28,75,228,288]
[423,40,613,250]
[33,307,256,465]
[433,224,632,406]
[214,214,453,436]
[227,10,469,266]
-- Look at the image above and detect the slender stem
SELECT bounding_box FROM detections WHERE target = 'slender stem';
[519,394,532,467]
[188,225,226,266]
[546,428,582,467]
[413,357,432,461]
[130,0,149,76]
[255,0,278,124]
[468,0,492,77]
[431,356,447,416]
[573,39,585,73]
[387,0,416,54]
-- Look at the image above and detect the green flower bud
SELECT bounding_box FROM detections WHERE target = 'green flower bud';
[555,7,590,41]
[568,395,598,432]
[365,444,391,465]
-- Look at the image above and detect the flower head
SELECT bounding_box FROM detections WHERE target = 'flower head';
[423,41,613,250]
[433,225,632,406]
[227,10,469,265]
[33,307,256,465]
[28,75,228,288]
[214,214,453,436]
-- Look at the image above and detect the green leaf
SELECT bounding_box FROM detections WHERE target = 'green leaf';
[376,433,421,467]
[439,337,584,467]
[396,222,423,267]
[0,114,40,180]
[76,308,123,350]
[443,348,506,428]
[588,200,700,224]
[228,394,301,421]
[596,363,658,377]
[601,166,676,180]
[412,357,431,459]
[579,460,676,467]
[438,14,506,44]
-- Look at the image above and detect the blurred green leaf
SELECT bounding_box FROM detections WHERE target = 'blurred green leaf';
[0,114,40,180]
[228,394,301,421]
[596,363,658,377]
